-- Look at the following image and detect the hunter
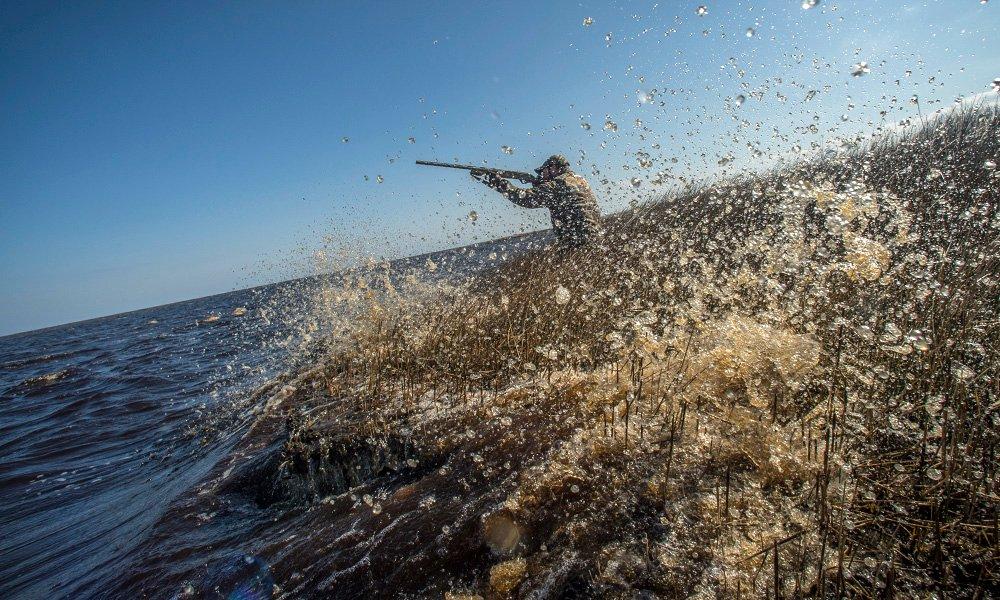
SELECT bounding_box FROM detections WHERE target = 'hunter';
[471,154,602,247]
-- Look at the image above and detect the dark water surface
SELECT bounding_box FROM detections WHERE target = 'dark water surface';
[0,234,543,599]
[0,282,304,598]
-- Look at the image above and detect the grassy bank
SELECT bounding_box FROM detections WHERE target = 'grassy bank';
[259,102,999,598]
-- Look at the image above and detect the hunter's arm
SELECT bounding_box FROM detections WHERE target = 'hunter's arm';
[489,178,547,208]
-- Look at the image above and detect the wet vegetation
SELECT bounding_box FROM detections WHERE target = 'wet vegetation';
[211,102,1000,598]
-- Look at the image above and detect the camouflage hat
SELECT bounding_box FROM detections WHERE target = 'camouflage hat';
[535,154,571,174]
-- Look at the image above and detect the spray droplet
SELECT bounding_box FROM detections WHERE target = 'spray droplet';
[954,364,975,381]
[851,62,870,77]
[376,175,384,183]
[992,78,1000,92]
[468,210,479,222]
[581,122,591,130]
[604,119,619,132]
[745,27,755,37]
[604,32,613,44]
[630,177,642,187]
[583,16,594,26]
[802,0,819,8]
[696,6,708,16]
[735,94,746,106]
[501,145,514,155]
[407,136,415,144]
[985,160,997,171]
[341,137,349,143]
[555,285,571,305]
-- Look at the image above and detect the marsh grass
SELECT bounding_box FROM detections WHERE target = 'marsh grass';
[279,102,999,598]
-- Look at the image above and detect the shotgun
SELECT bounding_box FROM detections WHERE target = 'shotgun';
[416,160,538,184]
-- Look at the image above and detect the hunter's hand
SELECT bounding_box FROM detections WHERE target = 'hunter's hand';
[470,171,501,187]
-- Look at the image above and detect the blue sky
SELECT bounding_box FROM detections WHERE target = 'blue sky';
[1,0,997,335]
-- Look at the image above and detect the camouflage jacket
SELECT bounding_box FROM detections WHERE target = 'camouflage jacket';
[489,172,602,247]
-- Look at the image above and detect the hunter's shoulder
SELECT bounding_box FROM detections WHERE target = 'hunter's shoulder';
[556,172,592,190]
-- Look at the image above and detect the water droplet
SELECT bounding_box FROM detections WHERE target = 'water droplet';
[376,175,384,183]
[604,119,619,132]
[953,363,975,381]
[985,159,997,171]
[735,94,746,106]
[851,62,871,77]
[992,78,1000,92]
[555,285,571,305]
[604,32,613,44]
[745,27,755,38]
[802,0,819,9]
[501,145,514,155]
[583,16,594,27]
[468,210,479,223]
[630,177,642,187]
[581,122,591,130]
[927,467,943,481]
[696,5,708,16]
[341,137,349,143]
[570,484,580,493]
[407,136,415,144]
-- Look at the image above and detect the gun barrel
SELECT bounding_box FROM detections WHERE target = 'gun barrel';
[415,160,484,171]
